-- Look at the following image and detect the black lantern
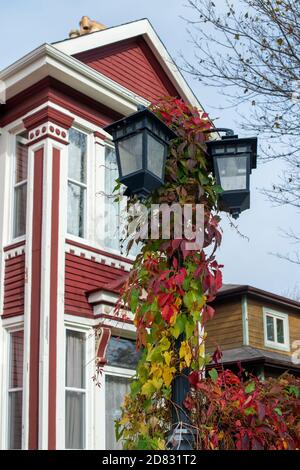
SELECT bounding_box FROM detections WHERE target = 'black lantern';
[206,130,257,219]
[104,107,177,198]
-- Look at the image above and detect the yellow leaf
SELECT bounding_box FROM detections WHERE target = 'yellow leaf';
[150,363,162,379]
[164,351,172,366]
[157,439,166,450]
[179,341,192,368]
[151,377,163,390]
[141,381,156,397]
[162,366,176,387]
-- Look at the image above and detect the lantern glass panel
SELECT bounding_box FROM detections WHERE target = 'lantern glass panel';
[216,155,248,191]
[119,133,143,177]
[147,134,165,178]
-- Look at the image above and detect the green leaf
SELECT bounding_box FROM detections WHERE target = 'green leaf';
[159,336,171,351]
[172,314,186,339]
[286,385,300,398]
[185,318,195,339]
[130,288,139,313]
[274,407,282,416]
[245,382,256,394]
[209,368,218,383]
[130,380,141,398]
[244,407,256,416]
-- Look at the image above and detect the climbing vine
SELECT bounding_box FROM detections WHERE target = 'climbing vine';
[114,97,223,450]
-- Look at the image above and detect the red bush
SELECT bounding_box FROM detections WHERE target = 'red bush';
[186,370,300,450]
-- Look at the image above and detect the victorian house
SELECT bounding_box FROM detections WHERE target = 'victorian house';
[0,16,202,450]
[0,16,299,452]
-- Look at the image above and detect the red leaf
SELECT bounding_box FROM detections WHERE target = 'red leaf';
[257,402,266,421]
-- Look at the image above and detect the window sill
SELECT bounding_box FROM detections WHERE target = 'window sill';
[264,341,290,353]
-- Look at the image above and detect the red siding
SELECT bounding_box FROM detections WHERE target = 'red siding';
[74,38,179,102]
[3,254,25,317]
[65,253,126,316]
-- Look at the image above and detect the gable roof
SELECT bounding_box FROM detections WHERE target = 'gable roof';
[53,18,202,109]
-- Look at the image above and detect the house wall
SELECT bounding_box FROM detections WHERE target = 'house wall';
[74,37,179,103]
[205,299,244,353]
[247,298,300,356]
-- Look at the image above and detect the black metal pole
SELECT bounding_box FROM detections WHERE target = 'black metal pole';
[170,250,194,450]
[170,334,194,450]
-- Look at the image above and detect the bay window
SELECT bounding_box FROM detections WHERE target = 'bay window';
[104,146,121,251]
[8,330,24,449]
[104,146,140,256]
[13,135,28,239]
[68,129,87,238]
[105,337,140,450]
[65,329,86,449]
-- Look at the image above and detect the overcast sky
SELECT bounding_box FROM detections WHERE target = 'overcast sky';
[0,0,299,297]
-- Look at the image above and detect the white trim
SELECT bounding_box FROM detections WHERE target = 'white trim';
[65,241,132,271]
[0,44,148,116]
[0,325,25,450]
[263,307,290,352]
[38,139,53,449]
[22,140,36,449]
[63,323,95,450]
[56,140,68,449]
[101,364,135,450]
[242,295,249,346]
[53,19,202,109]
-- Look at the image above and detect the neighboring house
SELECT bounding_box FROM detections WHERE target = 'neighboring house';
[206,284,300,378]
[0,18,202,450]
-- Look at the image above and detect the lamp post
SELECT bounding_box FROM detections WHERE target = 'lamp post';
[205,128,257,219]
[104,112,257,450]
[104,107,177,198]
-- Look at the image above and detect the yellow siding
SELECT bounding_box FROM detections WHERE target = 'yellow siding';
[205,300,243,353]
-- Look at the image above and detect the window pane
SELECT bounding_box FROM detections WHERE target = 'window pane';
[66,330,85,389]
[277,318,285,344]
[8,391,23,449]
[15,138,28,183]
[266,315,275,342]
[217,155,248,191]
[119,133,143,177]
[10,331,24,388]
[147,134,165,178]
[104,147,120,250]
[13,183,27,238]
[106,337,141,369]
[105,375,131,450]
[67,182,86,238]
[65,391,85,449]
[68,129,87,183]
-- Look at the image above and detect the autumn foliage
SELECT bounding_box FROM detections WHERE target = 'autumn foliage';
[186,370,300,450]
[112,97,300,451]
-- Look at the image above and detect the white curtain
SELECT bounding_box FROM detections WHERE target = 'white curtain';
[105,375,131,450]
[65,331,85,449]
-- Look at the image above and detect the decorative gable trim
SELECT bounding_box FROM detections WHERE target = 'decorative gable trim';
[53,19,202,109]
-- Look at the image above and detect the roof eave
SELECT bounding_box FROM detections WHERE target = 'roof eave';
[0,43,149,119]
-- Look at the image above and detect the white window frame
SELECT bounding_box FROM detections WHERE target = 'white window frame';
[263,308,290,352]
[67,127,91,242]
[12,134,28,242]
[0,322,25,450]
[62,319,96,451]
[103,364,135,450]
[64,326,88,450]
